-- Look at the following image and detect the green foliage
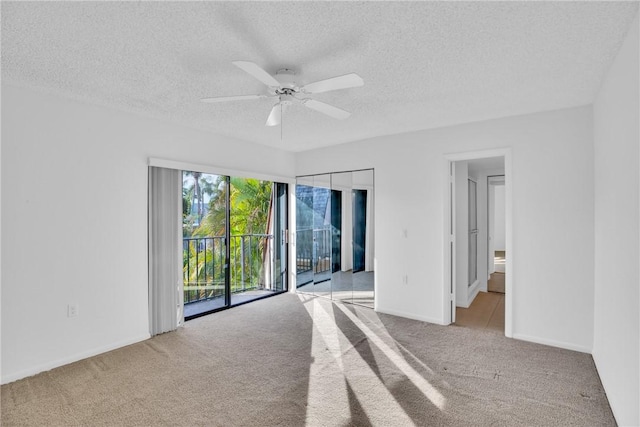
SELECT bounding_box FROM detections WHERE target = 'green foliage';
[182,174,274,302]
[191,175,227,238]
[183,172,217,237]
[183,241,226,302]
[229,177,272,235]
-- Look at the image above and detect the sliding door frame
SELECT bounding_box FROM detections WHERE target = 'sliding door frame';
[148,158,295,320]
[224,175,231,308]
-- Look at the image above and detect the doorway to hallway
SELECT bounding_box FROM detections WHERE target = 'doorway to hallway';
[461,194,505,333]
[455,291,505,332]
[445,150,512,337]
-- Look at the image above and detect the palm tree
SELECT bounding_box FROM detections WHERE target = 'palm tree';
[183,171,219,234]
[185,171,201,216]
[190,177,273,293]
[182,173,228,301]
[192,175,227,238]
[228,177,272,235]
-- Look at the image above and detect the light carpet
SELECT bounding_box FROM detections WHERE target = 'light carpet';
[1,293,614,426]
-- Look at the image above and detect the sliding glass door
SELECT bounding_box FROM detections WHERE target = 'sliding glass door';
[183,171,288,319]
[274,182,288,292]
[183,173,229,315]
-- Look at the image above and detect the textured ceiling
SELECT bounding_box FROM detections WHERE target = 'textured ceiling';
[2,2,638,152]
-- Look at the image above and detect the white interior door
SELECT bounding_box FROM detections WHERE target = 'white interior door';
[468,179,478,286]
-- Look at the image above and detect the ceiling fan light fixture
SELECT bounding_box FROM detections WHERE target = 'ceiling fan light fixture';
[266,103,282,127]
[275,68,297,89]
[278,93,296,106]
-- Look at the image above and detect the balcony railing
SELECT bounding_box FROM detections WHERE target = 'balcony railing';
[183,234,274,304]
[296,227,331,275]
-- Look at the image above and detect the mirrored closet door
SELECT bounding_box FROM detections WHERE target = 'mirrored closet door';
[295,169,374,308]
[312,174,332,299]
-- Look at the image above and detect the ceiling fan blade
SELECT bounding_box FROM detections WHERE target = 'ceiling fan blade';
[266,104,281,126]
[301,73,364,94]
[302,99,351,120]
[232,61,281,88]
[201,94,266,103]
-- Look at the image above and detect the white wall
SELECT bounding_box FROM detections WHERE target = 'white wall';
[0,84,3,381]
[1,84,294,383]
[488,184,496,274]
[493,186,506,251]
[593,12,639,427]
[295,105,595,351]
[478,171,505,284]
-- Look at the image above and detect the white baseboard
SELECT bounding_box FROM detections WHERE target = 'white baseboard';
[375,307,446,326]
[467,280,481,305]
[1,333,151,385]
[512,333,592,354]
[456,280,481,308]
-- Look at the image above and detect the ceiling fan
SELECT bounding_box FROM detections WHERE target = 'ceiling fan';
[201,61,364,126]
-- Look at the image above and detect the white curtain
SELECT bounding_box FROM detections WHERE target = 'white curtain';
[148,166,183,336]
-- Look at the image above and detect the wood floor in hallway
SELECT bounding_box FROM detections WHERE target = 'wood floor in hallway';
[455,291,505,332]
[487,271,505,293]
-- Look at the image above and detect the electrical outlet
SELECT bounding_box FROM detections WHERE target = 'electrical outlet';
[67,304,78,317]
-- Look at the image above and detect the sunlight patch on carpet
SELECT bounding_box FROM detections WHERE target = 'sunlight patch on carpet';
[301,297,415,425]
[334,303,447,411]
